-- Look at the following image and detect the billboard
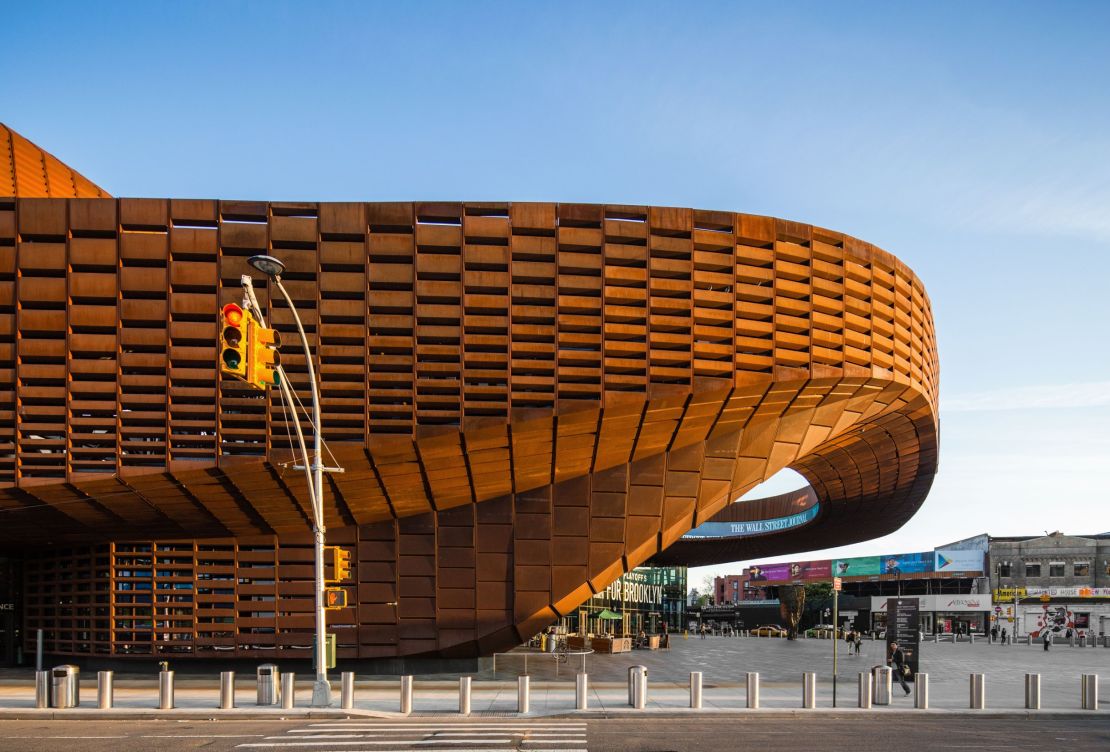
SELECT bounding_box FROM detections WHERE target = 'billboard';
[682,504,818,539]
[935,547,985,573]
[881,552,933,575]
[833,556,881,577]
[747,559,831,583]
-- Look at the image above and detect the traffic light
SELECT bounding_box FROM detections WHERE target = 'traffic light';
[330,546,352,582]
[324,587,348,610]
[219,303,249,380]
[248,320,281,389]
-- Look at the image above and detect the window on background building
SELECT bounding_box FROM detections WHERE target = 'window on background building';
[998,563,1012,578]
[1025,562,1041,578]
[1074,562,1090,577]
[1049,562,1065,577]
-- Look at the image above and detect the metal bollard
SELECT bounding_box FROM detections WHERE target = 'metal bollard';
[458,676,471,715]
[969,673,986,709]
[1081,674,1098,710]
[1027,635,1033,646]
[746,672,760,709]
[220,671,235,709]
[690,672,702,709]
[874,667,892,705]
[934,633,939,644]
[517,675,530,713]
[576,673,588,710]
[158,670,175,710]
[281,672,295,710]
[98,671,114,709]
[399,675,413,714]
[802,672,816,708]
[341,672,355,710]
[1069,634,1075,647]
[858,672,872,708]
[1024,673,1040,709]
[914,674,929,709]
[35,671,49,709]
[970,633,975,644]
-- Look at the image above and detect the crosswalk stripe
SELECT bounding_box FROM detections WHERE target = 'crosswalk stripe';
[239,719,588,751]
[280,734,586,738]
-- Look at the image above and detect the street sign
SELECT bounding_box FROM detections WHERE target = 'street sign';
[832,577,842,591]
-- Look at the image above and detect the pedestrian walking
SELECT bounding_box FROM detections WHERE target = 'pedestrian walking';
[1000,627,1007,644]
[1042,631,1051,651]
[845,629,854,655]
[888,641,912,696]
[990,625,998,643]
[854,630,862,655]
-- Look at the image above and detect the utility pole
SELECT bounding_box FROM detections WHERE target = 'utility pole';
[832,577,841,707]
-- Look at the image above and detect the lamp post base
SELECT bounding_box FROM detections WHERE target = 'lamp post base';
[311,679,333,707]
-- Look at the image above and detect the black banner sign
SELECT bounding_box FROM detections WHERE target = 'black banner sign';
[887,597,921,676]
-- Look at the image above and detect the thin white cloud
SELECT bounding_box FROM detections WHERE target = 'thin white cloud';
[941,381,1110,412]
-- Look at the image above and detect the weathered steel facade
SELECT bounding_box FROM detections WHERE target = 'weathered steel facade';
[2,126,938,660]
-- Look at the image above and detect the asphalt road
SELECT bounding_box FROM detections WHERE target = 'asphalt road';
[0,715,1106,751]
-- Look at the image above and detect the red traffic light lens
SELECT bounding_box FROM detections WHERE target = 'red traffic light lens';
[222,302,244,327]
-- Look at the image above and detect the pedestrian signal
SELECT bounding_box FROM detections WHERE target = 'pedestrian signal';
[220,303,249,380]
[324,587,348,610]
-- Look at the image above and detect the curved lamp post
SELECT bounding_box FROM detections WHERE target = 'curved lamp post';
[247,254,332,707]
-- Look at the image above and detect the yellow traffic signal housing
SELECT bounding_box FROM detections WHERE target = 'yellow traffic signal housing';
[324,587,348,610]
[330,546,352,582]
[248,320,281,389]
[219,303,249,381]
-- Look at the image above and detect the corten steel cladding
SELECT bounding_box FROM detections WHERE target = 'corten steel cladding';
[0,128,938,660]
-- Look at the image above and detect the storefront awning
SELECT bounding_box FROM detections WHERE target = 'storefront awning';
[595,609,624,620]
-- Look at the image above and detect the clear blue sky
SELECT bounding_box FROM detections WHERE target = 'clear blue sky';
[8,2,1109,585]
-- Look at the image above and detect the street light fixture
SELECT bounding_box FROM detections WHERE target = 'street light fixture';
[246,253,333,707]
[247,254,287,278]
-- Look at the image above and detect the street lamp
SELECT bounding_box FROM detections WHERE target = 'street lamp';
[246,254,332,707]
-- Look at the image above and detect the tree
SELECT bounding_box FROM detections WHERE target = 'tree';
[778,585,805,639]
[803,582,833,626]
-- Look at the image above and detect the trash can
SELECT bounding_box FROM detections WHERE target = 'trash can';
[628,665,647,708]
[873,666,892,706]
[257,664,280,705]
[51,664,80,708]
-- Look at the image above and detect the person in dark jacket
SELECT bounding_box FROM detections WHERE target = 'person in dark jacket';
[1043,631,1051,651]
[888,641,911,695]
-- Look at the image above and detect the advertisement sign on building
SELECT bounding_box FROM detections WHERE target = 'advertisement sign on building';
[887,597,921,676]
[881,552,932,575]
[833,556,881,577]
[747,559,831,583]
[934,547,985,573]
[682,505,819,539]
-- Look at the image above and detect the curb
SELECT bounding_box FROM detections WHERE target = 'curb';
[0,708,1102,721]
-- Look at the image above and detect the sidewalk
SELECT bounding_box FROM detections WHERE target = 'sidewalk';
[0,676,1103,719]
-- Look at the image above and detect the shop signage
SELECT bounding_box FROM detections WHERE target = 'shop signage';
[593,569,665,606]
[871,595,992,613]
[682,504,818,539]
[994,586,1110,600]
[887,598,921,675]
